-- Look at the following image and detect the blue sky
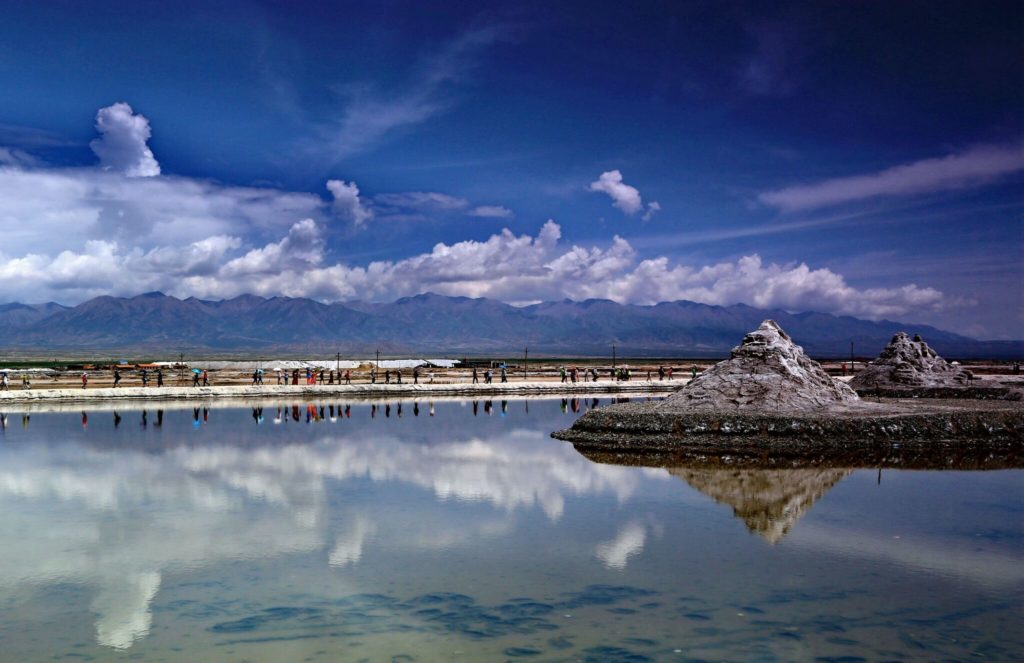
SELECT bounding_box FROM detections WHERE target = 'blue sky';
[0,0,1021,338]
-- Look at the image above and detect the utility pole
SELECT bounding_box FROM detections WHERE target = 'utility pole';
[850,341,855,374]
[612,344,617,370]
[336,352,340,374]
[523,347,528,381]
[376,348,380,372]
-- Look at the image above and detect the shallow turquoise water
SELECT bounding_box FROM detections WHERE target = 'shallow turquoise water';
[0,398,1021,662]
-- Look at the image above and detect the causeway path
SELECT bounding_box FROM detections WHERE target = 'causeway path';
[0,380,683,406]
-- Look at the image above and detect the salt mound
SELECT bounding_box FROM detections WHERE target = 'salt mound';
[662,319,860,412]
[850,332,972,390]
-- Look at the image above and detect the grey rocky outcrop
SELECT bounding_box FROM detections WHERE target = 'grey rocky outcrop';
[850,332,972,390]
[662,319,860,412]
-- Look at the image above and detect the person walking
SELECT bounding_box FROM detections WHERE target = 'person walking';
[385,370,391,384]
[396,370,402,384]
[344,370,351,385]
[192,370,200,387]
[156,369,164,387]
[658,366,665,381]
[0,372,8,391]
[560,367,567,383]
[318,369,325,385]
[141,369,149,387]
[472,368,479,384]
[500,367,507,383]
[113,368,122,388]
[691,365,698,379]
[202,370,209,387]
[81,371,88,389]
[667,366,673,380]
[413,367,419,384]
[252,369,260,386]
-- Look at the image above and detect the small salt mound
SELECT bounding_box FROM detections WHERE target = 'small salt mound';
[661,319,860,412]
[850,332,972,390]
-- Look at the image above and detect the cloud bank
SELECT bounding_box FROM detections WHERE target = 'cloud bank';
[0,102,952,321]
[0,209,947,319]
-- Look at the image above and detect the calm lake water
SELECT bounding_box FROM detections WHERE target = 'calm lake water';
[0,397,1021,662]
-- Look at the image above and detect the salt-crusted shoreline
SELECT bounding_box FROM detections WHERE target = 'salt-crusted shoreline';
[0,380,679,406]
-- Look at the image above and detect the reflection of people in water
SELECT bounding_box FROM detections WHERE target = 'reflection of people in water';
[560,398,568,413]
[484,400,492,415]
[472,401,478,416]
[141,410,147,428]
[371,404,377,418]
[385,403,391,418]
[113,411,121,428]
[429,402,435,417]
[22,414,30,429]
[414,402,420,417]
[252,407,263,424]
[501,400,508,414]
[193,408,200,426]
[291,405,300,422]
[203,408,209,423]
[156,410,163,427]
[571,398,580,413]
[397,403,403,418]
[81,412,88,429]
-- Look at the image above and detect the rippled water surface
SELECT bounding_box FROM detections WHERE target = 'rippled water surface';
[0,398,1021,662]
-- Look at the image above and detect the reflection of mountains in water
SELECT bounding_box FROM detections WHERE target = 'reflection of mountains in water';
[670,467,851,544]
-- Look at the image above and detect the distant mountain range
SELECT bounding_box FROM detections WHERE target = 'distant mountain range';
[0,292,1020,359]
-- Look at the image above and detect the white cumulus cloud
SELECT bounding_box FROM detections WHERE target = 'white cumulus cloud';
[89,102,161,177]
[589,169,660,219]
[326,179,373,227]
[0,218,951,320]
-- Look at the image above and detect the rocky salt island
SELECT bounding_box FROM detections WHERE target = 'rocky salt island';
[554,320,1023,467]
[850,331,1021,399]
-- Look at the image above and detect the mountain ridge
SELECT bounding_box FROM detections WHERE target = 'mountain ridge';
[0,292,1019,358]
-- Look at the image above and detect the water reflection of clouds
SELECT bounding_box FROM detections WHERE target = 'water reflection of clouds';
[790,524,1024,589]
[0,423,667,649]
